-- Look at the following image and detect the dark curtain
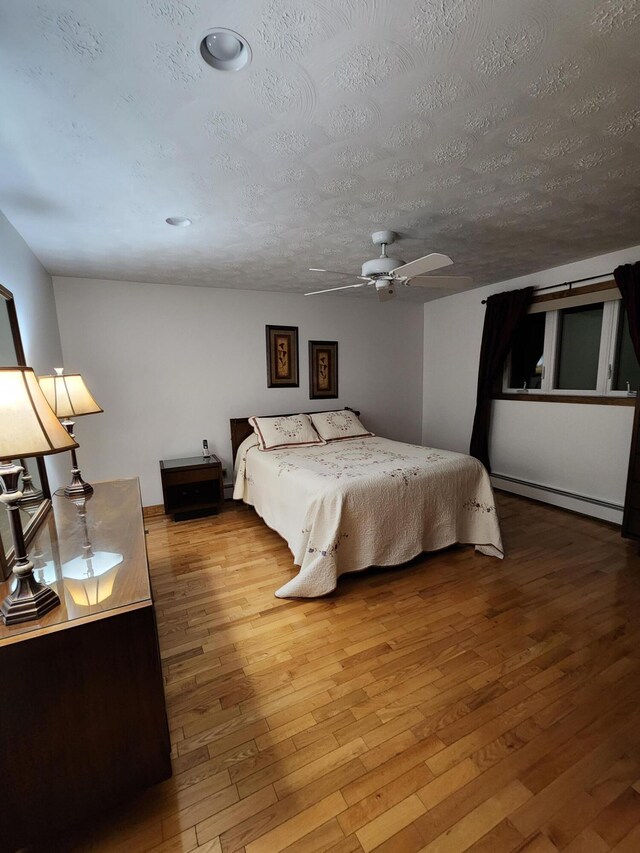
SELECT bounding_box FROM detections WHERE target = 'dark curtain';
[614,262,640,362]
[512,312,545,389]
[469,286,534,472]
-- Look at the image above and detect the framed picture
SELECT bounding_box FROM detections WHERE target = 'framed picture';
[266,325,299,388]
[309,340,338,399]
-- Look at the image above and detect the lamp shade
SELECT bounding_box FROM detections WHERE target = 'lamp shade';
[38,370,103,418]
[0,367,79,458]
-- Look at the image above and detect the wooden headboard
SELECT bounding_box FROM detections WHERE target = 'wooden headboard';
[230,407,360,464]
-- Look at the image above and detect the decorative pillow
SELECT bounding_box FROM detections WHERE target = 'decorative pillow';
[249,414,325,451]
[309,410,374,442]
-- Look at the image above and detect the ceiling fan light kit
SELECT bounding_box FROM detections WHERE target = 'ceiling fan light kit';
[305,230,473,303]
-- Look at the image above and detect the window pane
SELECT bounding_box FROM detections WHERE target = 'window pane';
[509,312,545,388]
[613,309,640,392]
[555,303,603,390]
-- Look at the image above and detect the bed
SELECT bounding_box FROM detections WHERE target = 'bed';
[231,410,503,598]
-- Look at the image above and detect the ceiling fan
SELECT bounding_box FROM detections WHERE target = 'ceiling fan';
[305,230,472,302]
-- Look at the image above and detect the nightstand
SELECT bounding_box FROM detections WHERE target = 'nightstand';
[160,456,224,521]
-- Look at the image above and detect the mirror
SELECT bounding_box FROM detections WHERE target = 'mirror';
[0,284,52,580]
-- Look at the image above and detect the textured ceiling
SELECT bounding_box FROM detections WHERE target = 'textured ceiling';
[0,0,639,301]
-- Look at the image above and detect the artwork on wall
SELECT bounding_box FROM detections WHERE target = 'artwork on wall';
[266,325,299,388]
[309,340,338,399]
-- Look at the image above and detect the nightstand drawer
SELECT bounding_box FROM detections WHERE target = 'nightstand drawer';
[163,466,220,488]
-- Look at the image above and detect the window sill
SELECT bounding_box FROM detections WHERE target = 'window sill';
[493,393,636,406]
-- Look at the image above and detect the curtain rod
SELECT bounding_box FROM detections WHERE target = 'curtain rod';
[480,271,614,304]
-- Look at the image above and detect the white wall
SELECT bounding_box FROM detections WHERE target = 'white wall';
[0,210,66,486]
[0,211,63,372]
[423,244,640,523]
[53,277,424,506]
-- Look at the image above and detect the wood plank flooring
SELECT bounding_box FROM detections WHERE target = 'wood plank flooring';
[32,493,640,853]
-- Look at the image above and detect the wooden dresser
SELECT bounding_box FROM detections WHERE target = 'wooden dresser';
[0,479,171,853]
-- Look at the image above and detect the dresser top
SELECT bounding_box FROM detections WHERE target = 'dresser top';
[0,478,150,646]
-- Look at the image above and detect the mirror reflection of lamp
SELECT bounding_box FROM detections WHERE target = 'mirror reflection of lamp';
[15,521,63,596]
[17,458,44,510]
[63,553,122,607]
[26,525,64,590]
[62,498,122,607]
[33,556,57,586]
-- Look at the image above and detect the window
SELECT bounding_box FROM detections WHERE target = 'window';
[555,303,603,390]
[503,286,637,399]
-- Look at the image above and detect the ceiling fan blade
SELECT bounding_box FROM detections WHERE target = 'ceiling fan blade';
[305,282,370,296]
[309,268,362,278]
[407,276,473,289]
[391,253,453,278]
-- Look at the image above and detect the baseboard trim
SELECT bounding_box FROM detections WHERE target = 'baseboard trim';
[490,473,623,525]
[143,504,165,519]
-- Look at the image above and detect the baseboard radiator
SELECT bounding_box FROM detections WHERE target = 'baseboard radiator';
[490,472,623,525]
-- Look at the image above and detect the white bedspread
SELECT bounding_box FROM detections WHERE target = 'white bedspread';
[233,435,503,598]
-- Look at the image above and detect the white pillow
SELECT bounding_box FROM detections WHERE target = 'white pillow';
[249,413,325,451]
[309,410,374,442]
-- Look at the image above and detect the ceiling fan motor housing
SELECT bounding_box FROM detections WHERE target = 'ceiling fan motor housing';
[361,256,405,277]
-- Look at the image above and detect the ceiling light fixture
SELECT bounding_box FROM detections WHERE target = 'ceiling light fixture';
[165,217,192,227]
[200,28,251,72]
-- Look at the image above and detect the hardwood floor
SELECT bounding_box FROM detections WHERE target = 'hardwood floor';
[32,493,640,853]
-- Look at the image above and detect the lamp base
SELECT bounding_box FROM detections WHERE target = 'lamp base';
[61,421,94,498]
[64,468,94,498]
[1,575,61,626]
[0,460,61,626]
[17,490,45,510]
[18,467,45,509]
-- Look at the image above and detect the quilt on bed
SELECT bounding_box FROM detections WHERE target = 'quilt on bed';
[233,435,503,598]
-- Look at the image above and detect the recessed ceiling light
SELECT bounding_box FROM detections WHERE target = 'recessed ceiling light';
[165,216,192,227]
[200,28,251,72]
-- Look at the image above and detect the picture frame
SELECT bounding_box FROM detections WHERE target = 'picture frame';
[266,325,299,388]
[309,340,338,399]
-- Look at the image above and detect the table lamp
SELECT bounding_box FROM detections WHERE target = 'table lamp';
[0,366,78,625]
[38,368,103,498]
